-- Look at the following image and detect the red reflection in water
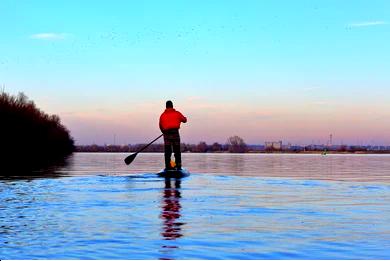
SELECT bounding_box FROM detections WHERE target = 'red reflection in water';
[160,178,184,241]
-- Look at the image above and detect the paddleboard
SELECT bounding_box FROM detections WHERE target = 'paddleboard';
[157,168,190,178]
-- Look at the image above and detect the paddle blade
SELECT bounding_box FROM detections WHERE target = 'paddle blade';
[124,153,138,165]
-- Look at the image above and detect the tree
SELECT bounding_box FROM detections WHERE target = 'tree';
[226,136,247,153]
[339,145,348,152]
[211,142,222,152]
[195,141,208,152]
[0,92,75,171]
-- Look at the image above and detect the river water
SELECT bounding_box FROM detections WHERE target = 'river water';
[1,153,390,259]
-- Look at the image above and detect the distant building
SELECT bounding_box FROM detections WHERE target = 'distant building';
[265,141,282,151]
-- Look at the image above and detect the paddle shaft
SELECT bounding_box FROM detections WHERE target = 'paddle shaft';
[135,134,163,154]
[125,134,164,165]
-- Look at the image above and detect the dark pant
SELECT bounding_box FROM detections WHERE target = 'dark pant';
[163,129,181,169]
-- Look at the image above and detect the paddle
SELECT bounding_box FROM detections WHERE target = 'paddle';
[124,134,163,165]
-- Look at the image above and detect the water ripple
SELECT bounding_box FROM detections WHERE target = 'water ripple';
[1,153,390,259]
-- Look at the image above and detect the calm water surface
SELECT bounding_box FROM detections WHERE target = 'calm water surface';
[1,153,390,259]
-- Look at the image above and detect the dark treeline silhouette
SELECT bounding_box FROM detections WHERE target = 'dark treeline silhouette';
[77,136,249,153]
[76,143,390,154]
[226,135,247,153]
[76,143,229,153]
[1,92,74,171]
[76,137,390,154]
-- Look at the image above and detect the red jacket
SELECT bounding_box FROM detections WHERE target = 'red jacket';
[159,108,187,131]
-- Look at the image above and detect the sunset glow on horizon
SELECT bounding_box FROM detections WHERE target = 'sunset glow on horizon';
[1,0,389,145]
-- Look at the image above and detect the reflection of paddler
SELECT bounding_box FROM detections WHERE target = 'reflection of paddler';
[160,178,184,240]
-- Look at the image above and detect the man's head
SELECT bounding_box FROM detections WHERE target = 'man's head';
[166,100,173,108]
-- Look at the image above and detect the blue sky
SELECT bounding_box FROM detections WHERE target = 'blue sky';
[1,0,389,145]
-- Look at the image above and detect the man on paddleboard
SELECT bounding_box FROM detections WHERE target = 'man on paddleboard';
[159,100,187,170]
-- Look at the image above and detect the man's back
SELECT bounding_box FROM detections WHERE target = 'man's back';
[159,108,187,131]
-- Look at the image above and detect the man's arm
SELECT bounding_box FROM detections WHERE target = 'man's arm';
[159,116,164,133]
[180,112,187,123]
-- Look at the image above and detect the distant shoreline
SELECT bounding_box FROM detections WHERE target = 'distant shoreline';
[76,143,390,154]
[75,150,390,155]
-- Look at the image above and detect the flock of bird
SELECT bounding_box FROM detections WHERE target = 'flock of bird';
[0,21,270,68]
